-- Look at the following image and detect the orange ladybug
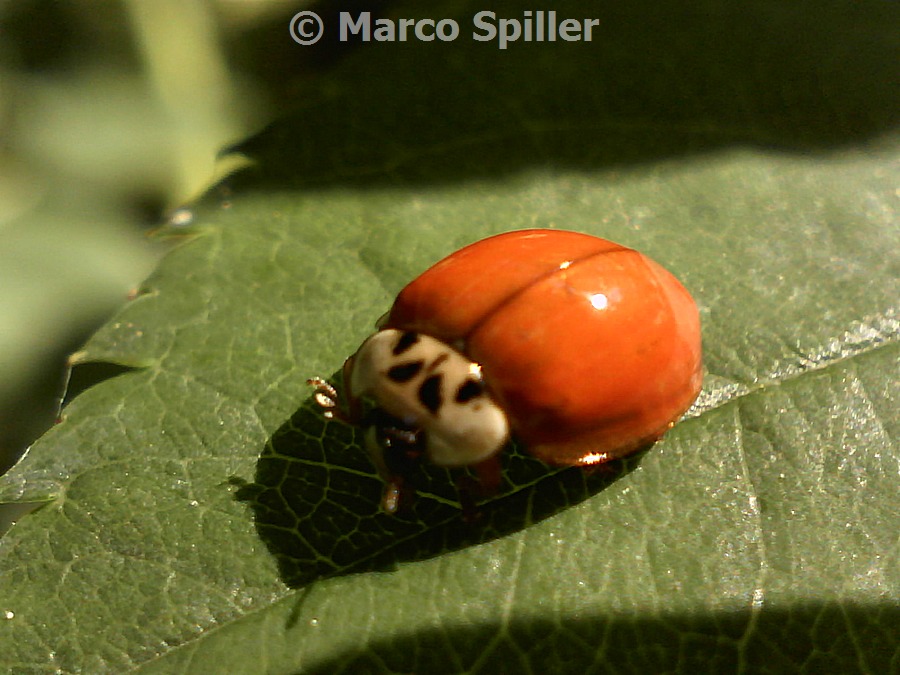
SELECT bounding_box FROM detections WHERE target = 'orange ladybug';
[310,229,703,514]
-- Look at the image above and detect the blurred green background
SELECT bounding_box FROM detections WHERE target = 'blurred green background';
[0,0,328,524]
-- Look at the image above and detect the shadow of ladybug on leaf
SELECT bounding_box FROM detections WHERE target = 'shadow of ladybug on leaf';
[234,394,638,590]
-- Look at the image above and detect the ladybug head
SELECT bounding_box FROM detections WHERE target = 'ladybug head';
[347,329,510,468]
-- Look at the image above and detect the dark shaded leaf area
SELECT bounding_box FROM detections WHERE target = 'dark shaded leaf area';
[238,394,635,588]
[235,0,900,191]
[303,601,900,674]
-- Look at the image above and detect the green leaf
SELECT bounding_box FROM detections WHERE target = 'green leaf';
[1,0,898,672]
[0,199,159,474]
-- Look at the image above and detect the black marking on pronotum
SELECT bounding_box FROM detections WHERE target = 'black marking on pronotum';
[455,378,483,404]
[418,374,443,415]
[425,352,450,374]
[392,331,420,356]
[388,361,423,383]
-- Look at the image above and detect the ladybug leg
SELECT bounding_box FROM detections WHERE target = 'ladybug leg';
[381,478,402,514]
[362,430,410,515]
[474,455,503,497]
[455,475,482,523]
[366,426,408,515]
[381,475,416,515]
[454,455,503,523]
[365,414,426,515]
[362,426,394,483]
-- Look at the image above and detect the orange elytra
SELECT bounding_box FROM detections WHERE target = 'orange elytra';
[309,229,703,514]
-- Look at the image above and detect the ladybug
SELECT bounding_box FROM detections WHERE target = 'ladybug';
[309,229,702,515]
